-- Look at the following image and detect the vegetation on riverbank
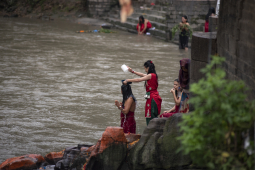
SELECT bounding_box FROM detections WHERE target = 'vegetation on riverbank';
[178,56,255,170]
[0,0,89,17]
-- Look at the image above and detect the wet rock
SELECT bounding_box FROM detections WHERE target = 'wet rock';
[7,6,17,12]
[158,114,191,168]
[101,24,112,29]
[125,133,141,143]
[55,146,80,170]
[69,146,91,170]
[128,115,191,170]
[44,150,64,165]
[10,14,18,17]
[86,127,128,170]
[77,144,93,150]
[0,154,45,170]
[128,118,166,170]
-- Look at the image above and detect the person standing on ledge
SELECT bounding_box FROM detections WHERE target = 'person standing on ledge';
[179,15,190,50]
[123,60,162,125]
[136,15,152,35]
[178,58,190,113]
[204,7,216,32]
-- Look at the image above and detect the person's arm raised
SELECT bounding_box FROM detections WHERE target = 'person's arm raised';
[124,74,151,84]
[171,89,182,106]
[128,66,147,77]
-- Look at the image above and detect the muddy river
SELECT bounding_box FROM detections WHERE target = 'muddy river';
[0,17,190,162]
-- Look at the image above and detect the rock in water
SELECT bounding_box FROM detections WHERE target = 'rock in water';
[0,154,45,170]
[128,118,166,170]
[55,146,80,170]
[128,114,191,170]
[158,113,191,168]
[44,150,64,165]
[86,127,128,170]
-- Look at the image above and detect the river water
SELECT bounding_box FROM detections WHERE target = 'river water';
[0,17,189,162]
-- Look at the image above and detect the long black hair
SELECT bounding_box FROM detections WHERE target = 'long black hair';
[139,15,145,26]
[144,60,157,86]
[205,7,215,21]
[174,79,180,97]
[121,81,136,107]
[182,15,188,23]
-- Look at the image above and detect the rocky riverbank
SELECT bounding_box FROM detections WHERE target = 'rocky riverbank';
[0,0,88,19]
[0,114,206,170]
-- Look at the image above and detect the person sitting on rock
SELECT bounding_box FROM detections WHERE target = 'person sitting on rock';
[160,79,182,118]
[136,15,152,35]
[115,81,136,133]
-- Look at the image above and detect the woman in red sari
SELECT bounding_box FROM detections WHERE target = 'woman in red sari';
[160,79,182,118]
[136,15,152,35]
[115,81,136,133]
[123,60,162,125]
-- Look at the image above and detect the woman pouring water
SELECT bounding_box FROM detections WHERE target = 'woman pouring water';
[123,60,162,125]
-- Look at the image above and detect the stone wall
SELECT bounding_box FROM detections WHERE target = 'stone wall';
[88,0,112,16]
[170,0,217,31]
[217,0,255,99]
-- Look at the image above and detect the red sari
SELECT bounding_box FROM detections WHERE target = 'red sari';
[145,73,162,118]
[136,22,152,33]
[120,111,136,133]
[204,20,209,32]
[160,104,180,118]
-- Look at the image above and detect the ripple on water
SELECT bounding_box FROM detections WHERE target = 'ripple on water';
[0,17,190,163]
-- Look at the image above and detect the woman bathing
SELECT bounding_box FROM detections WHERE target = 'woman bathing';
[160,79,182,118]
[123,60,162,125]
[115,81,136,133]
[136,15,152,35]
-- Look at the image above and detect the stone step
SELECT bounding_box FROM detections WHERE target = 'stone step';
[150,5,168,11]
[134,9,167,17]
[102,17,167,40]
[129,13,165,24]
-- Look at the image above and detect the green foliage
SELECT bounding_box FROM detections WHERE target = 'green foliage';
[171,23,193,40]
[178,56,255,170]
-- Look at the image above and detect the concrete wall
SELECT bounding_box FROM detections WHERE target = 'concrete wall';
[217,0,255,99]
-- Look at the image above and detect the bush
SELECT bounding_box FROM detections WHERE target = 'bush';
[178,56,255,170]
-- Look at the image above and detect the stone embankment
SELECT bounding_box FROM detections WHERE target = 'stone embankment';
[101,0,217,41]
[0,114,201,170]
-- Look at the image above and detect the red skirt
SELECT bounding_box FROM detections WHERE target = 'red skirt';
[136,22,152,33]
[204,21,209,32]
[120,111,136,133]
[160,105,179,118]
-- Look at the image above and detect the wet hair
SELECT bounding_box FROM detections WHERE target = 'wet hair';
[121,82,136,107]
[182,15,188,23]
[144,60,157,87]
[139,15,145,26]
[205,7,216,21]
